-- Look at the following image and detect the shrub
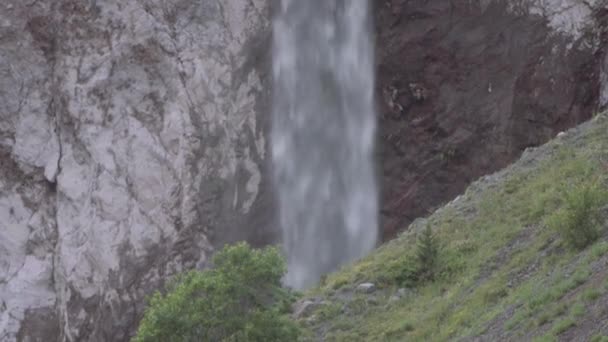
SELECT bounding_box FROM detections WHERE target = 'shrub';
[394,256,419,287]
[548,184,607,249]
[415,225,440,282]
[132,242,300,342]
[551,318,576,335]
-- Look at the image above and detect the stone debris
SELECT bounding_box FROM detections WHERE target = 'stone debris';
[356,283,377,294]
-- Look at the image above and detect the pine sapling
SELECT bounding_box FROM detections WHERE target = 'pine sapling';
[416,224,439,282]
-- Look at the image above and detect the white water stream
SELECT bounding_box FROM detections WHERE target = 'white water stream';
[272,0,378,289]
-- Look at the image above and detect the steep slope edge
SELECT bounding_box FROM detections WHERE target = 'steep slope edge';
[300,112,608,341]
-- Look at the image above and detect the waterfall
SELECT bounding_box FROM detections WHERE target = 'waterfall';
[272,0,378,289]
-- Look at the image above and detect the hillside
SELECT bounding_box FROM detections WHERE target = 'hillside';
[297,112,608,341]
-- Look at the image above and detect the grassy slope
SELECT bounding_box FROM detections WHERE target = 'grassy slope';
[300,113,608,341]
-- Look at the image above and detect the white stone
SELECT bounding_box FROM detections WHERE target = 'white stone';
[356,282,376,293]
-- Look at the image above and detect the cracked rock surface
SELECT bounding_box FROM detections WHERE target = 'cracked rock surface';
[376,0,608,239]
[0,0,272,341]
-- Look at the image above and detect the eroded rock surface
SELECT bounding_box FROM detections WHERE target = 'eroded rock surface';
[0,1,271,341]
[1,0,607,340]
[376,0,608,239]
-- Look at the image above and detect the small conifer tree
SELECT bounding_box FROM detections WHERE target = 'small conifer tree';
[415,224,439,282]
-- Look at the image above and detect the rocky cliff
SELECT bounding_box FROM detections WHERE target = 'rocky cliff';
[0,0,607,341]
[376,0,608,239]
[0,1,271,341]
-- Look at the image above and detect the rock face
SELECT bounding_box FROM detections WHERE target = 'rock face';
[0,0,272,341]
[376,0,608,239]
[0,0,607,341]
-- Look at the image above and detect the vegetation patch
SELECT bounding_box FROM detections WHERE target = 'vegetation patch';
[131,114,608,341]
[547,182,608,249]
[133,243,299,342]
[551,318,576,335]
[300,113,608,341]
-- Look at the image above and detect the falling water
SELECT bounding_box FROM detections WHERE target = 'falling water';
[272,0,378,289]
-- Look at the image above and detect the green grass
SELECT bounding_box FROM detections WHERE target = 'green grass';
[299,113,608,341]
[551,318,576,335]
[589,241,608,260]
[581,288,602,302]
[591,335,608,342]
[570,302,586,318]
[532,334,556,342]
[546,183,608,249]
[534,302,568,327]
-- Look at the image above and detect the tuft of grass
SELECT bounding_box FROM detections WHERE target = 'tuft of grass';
[505,310,528,331]
[589,241,608,260]
[535,312,552,327]
[535,302,569,327]
[482,286,508,305]
[382,320,415,339]
[570,302,586,318]
[581,288,602,302]
[591,335,608,342]
[316,302,343,320]
[551,318,576,335]
[524,267,591,315]
[532,334,556,342]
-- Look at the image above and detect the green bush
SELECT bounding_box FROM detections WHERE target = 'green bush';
[548,184,608,249]
[132,242,300,342]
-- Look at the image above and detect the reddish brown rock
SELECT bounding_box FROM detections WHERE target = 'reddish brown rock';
[374,0,608,239]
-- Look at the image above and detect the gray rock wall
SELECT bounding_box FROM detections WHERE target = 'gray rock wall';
[0,1,271,341]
